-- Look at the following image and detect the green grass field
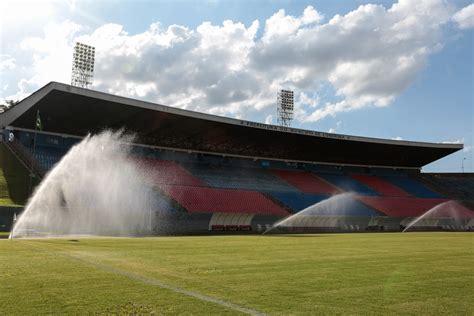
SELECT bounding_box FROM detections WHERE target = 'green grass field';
[1,233,473,315]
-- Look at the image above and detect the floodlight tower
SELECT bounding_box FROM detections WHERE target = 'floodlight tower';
[71,42,95,88]
[277,89,294,127]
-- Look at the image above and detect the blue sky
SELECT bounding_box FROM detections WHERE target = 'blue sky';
[1,0,473,172]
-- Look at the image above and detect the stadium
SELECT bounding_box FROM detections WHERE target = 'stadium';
[2,0,474,313]
[1,82,473,314]
[1,81,473,235]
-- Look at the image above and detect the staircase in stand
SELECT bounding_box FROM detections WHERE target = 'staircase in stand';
[2,140,45,177]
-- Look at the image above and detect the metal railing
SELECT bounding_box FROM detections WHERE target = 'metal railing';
[3,139,45,177]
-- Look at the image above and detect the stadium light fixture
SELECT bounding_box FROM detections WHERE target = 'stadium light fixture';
[277,89,294,127]
[71,42,95,88]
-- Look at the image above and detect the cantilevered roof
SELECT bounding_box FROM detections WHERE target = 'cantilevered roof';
[0,82,462,169]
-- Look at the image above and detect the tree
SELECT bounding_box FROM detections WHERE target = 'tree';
[0,99,19,113]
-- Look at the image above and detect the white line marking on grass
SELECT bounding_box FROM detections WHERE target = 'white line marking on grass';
[73,255,266,316]
[20,240,266,316]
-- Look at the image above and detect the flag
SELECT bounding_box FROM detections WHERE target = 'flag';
[36,110,42,130]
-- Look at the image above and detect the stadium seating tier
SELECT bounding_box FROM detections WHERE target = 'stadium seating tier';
[317,173,379,196]
[184,164,298,192]
[271,169,339,194]
[351,174,411,197]
[141,159,205,186]
[159,184,291,216]
[269,191,383,216]
[382,175,442,198]
[356,197,474,218]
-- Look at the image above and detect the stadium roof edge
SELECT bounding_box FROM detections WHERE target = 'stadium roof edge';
[0,81,463,168]
[0,81,463,151]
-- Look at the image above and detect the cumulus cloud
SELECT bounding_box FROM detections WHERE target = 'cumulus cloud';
[262,6,323,43]
[0,55,16,73]
[3,0,467,123]
[1,79,39,104]
[20,21,82,86]
[328,121,342,134]
[73,20,266,115]
[440,138,471,154]
[441,138,463,144]
[297,92,319,108]
[453,4,474,29]
[264,114,273,124]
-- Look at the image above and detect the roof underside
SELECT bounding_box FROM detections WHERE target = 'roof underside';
[0,82,462,168]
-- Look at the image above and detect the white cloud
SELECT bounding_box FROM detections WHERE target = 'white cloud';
[441,138,464,144]
[453,4,474,29]
[262,6,323,43]
[302,6,324,24]
[1,1,465,122]
[463,145,472,153]
[327,120,342,134]
[19,21,82,88]
[297,92,319,108]
[391,136,404,141]
[67,0,78,11]
[74,19,268,116]
[264,114,273,124]
[255,0,454,121]
[0,0,55,27]
[0,79,37,104]
[0,55,16,72]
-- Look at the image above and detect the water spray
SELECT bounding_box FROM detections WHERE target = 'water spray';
[10,131,156,238]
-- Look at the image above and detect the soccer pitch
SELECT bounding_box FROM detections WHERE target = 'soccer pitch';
[1,233,473,315]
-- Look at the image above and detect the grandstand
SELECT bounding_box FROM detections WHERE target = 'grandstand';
[0,82,473,234]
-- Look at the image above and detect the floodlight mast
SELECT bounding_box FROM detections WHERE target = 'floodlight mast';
[71,42,95,88]
[277,89,294,127]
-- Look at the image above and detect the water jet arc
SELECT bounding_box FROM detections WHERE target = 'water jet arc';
[10,131,155,238]
[402,200,470,232]
[264,193,355,234]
